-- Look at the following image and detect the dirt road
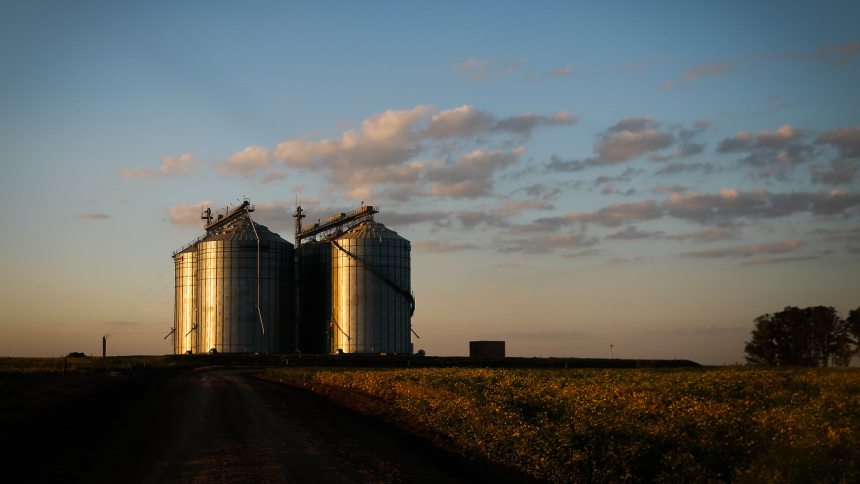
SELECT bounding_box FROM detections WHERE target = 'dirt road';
[8,367,529,483]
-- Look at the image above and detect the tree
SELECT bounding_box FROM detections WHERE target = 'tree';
[744,306,855,367]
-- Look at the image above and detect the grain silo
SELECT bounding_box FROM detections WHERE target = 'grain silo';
[330,221,413,354]
[296,240,331,353]
[293,204,414,354]
[173,245,197,354]
[172,200,295,354]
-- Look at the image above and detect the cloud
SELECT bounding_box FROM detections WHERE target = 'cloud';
[812,125,860,185]
[412,240,479,253]
[452,57,522,80]
[717,125,813,179]
[249,202,294,231]
[424,105,496,139]
[497,198,555,213]
[606,225,665,240]
[546,65,572,78]
[666,225,743,242]
[662,60,734,89]
[276,105,432,171]
[546,116,676,171]
[267,105,574,199]
[121,154,200,180]
[818,125,860,157]
[810,159,858,185]
[217,146,272,176]
[424,105,574,140]
[78,212,109,220]
[654,162,716,176]
[649,119,709,162]
[377,210,450,227]
[425,148,523,198]
[493,110,576,137]
[810,41,860,65]
[593,167,643,187]
[493,232,600,254]
[548,200,663,227]
[168,200,212,226]
[683,61,734,80]
[683,239,802,258]
[740,255,818,266]
[534,188,860,230]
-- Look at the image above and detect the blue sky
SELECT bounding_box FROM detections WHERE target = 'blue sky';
[1,1,858,363]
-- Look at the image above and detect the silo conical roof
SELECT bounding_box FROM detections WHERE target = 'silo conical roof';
[201,216,290,244]
[337,221,407,241]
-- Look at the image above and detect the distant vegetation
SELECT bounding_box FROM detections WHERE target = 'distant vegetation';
[264,367,860,483]
[745,306,860,366]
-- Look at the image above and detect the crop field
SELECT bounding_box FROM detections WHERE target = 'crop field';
[264,367,860,483]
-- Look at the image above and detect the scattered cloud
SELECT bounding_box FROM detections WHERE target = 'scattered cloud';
[493,232,600,254]
[769,41,860,65]
[78,212,109,220]
[812,125,860,184]
[264,105,575,199]
[717,125,813,180]
[741,255,818,266]
[412,240,479,253]
[606,225,665,240]
[662,60,734,90]
[546,65,572,78]
[649,119,709,162]
[684,61,734,80]
[377,210,450,227]
[424,105,495,139]
[493,110,576,137]
[531,188,860,230]
[121,154,200,180]
[547,117,698,172]
[818,125,860,157]
[426,148,524,198]
[810,159,858,185]
[217,146,272,177]
[452,57,523,80]
[683,239,802,259]
[654,162,716,176]
[666,225,743,242]
[168,200,212,226]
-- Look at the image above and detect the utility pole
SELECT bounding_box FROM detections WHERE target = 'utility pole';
[102,336,107,358]
[610,344,614,359]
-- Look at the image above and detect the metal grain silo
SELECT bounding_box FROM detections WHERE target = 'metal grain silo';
[173,245,197,354]
[196,210,295,353]
[296,241,331,354]
[330,221,413,353]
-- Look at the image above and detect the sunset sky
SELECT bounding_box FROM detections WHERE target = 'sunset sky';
[1,1,858,364]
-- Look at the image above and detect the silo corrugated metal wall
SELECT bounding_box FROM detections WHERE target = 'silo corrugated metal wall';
[330,222,412,353]
[173,248,196,354]
[296,241,331,354]
[195,217,295,353]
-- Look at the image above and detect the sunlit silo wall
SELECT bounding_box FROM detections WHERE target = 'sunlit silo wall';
[296,241,331,354]
[330,221,412,353]
[173,247,197,354]
[196,217,295,353]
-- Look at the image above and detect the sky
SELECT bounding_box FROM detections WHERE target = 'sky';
[1,1,858,364]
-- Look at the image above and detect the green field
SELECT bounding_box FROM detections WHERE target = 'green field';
[264,367,860,483]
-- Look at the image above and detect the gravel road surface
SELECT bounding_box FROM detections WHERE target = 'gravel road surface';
[8,367,529,483]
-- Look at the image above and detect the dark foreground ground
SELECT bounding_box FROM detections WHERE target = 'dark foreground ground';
[4,366,533,483]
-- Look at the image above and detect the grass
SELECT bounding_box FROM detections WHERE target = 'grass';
[263,367,860,483]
